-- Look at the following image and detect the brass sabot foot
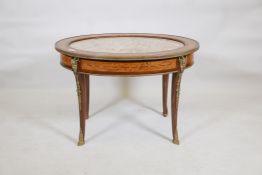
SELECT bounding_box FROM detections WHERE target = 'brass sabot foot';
[77,130,85,146]
[172,138,180,145]
[172,129,180,145]
[163,113,168,117]
[77,140,85,146]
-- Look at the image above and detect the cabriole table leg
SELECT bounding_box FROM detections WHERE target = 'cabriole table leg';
[171,56,187,145]
[171,72,183,145]
[71,57,89,146]
[162,74,169,117]
[82,74,90,120]
[74,74,87,146]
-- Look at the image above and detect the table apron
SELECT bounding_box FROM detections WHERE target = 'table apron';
[60,54,194,76]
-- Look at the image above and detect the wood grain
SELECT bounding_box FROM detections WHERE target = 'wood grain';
[162,74,169,116]
[60,54,194,76]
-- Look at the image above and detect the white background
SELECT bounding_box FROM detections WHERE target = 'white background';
[0,0,262,175]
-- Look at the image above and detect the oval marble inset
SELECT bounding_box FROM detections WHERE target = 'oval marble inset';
[70,37,184,54]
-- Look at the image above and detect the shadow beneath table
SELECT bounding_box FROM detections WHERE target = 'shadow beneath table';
[129,98,164,117]
[31,97,170,144]
[89,97,123,118]
[29,98,123,144]
[86,98,170,143]
[87,112,170,143]
[86,116,128,143]
[30,117,76,144]
[126,115,170,141]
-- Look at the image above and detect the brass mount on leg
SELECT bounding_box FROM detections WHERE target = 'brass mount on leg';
[71,57,85,146]
[176,55,187,107]
[173,129,180,145]
[77,129,85,146]
[71,57,81,111]
[173,55,187,145]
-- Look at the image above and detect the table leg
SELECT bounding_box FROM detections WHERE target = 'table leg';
[171,72,183,145]
[82,74,90,120]
[162,74,169,117]
[74,74,89,146]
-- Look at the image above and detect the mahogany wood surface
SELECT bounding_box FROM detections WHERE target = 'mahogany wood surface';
[78,74,87,145]
[82,74,89,119]
[171,73,182,144]
[162,74,169,116]
[60,54,194,76]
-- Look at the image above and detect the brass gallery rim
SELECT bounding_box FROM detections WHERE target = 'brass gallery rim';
[55,33,199,61]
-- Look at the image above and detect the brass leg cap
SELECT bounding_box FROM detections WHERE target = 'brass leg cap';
[163,113,168,117]
[78,130,85,146]
[172,139,180,145]
[77,140,85,146]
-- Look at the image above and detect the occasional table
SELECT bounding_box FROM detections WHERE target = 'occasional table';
[55,33,199,146]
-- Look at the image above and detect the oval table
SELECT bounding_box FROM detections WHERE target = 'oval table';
[55,33,199,146]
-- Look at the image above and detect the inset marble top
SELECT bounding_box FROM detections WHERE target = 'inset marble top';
[70,37,184,54]
[55,33,199,61]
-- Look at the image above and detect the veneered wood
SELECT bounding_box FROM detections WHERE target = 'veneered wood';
[78,74,87,145]
[81,74,89,119]
[162,74,169,116]
[171,72,182,144]
[60,54,194,76]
